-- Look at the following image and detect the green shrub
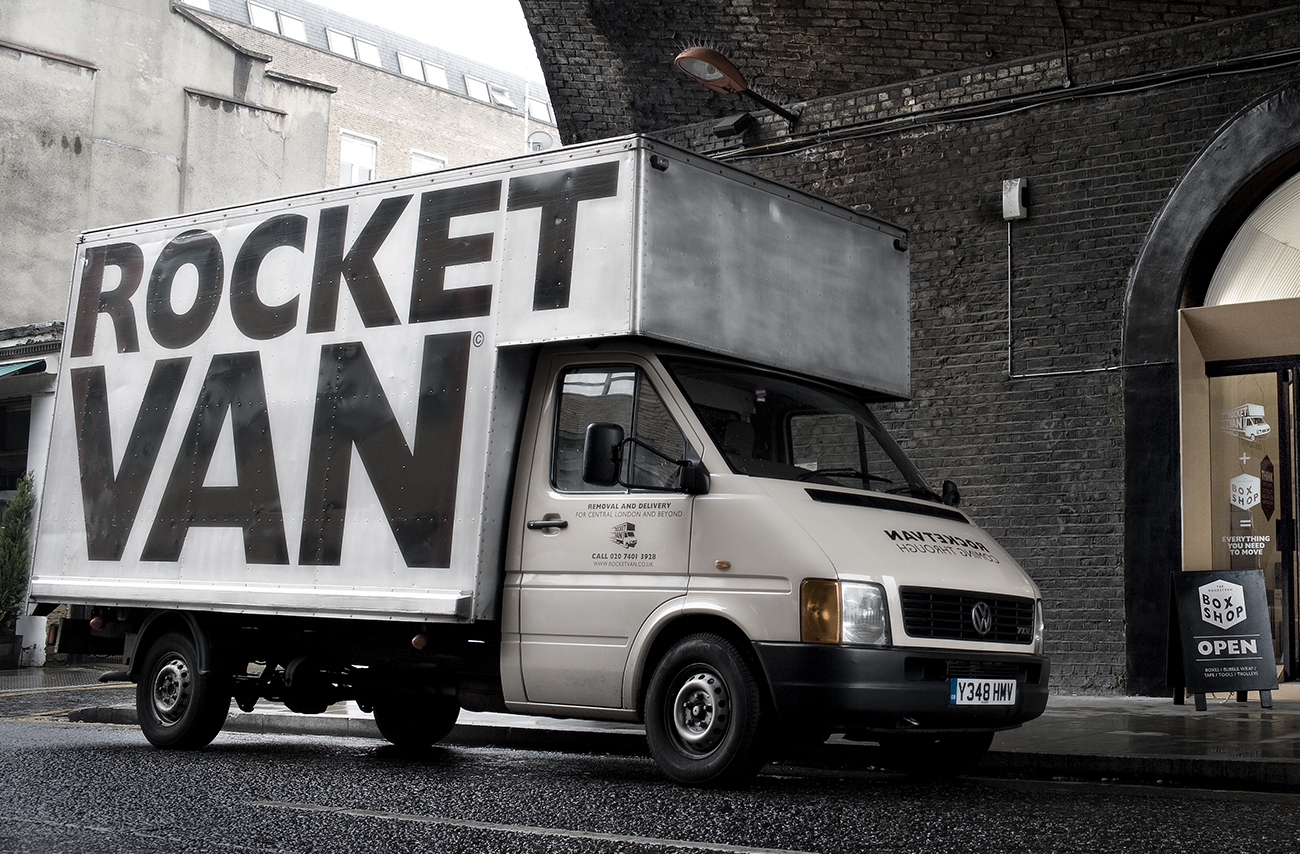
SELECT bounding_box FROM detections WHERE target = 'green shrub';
[0,472,35,629]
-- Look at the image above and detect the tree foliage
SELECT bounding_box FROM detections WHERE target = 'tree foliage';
[0,472,35,627]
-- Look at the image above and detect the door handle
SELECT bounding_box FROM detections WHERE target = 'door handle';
[526,519,569,531]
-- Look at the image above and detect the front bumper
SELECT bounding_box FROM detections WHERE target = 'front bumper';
[753,642,1049,733]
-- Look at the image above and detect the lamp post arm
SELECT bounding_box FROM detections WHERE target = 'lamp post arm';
[741,89,802,126]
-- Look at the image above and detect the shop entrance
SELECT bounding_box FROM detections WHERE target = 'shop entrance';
[1206,365,1300,679]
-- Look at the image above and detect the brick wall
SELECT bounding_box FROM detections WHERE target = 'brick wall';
[527,1,1300,691]
[521,0,1285,144]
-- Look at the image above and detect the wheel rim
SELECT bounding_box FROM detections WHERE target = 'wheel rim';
[669,668,730,755]
[151,653,192,727]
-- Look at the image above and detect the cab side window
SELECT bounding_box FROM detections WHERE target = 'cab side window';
[553,366,686,492]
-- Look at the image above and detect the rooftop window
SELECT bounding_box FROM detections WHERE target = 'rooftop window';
[464,76,490,103]
[527,98,553,124]
[247,2,278,32]
[326,28,356,59]
[278,13,306,42]
[397,52,424,80]
[424,63,449,89]
[488,83,517,109]
[355,39,381,66]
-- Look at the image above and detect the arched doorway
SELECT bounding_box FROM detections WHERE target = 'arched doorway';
[1123,81,1300,694]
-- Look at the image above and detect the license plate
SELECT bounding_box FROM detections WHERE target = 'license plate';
[949,678,1017,705]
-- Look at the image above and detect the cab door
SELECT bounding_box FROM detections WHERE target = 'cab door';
[517,360,694,709]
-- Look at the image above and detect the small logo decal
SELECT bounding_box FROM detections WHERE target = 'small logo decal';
[971,601,993,636]
[611,522,637,550]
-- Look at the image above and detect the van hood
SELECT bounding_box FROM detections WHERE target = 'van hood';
[760,481,1040,599]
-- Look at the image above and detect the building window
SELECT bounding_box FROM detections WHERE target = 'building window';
[247,2,278,32]
[355,39,381,66]
[528,131,554,152]
[0,399,31,492]
[326,29,356,59]
[397,52,425,80]
[424,63,449,89]
[411,151,446,174]
[339,133,376,185]
[464,76,490,102]
[488,83,517,109]
[527,98,554,124]
[278,13,307,42]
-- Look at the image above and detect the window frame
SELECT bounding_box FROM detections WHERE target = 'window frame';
[549,364,690,494]
[464,75,490,102]
[410,149,446,174]
[527,98,554,123]
[277,12,306,41]
[338,131,378,186]
[354,38,382,66]
[247,1,278,32]
[424,63,449,89]
[325,28,356,59]
[488,83,518,109]
[397,52,425,81]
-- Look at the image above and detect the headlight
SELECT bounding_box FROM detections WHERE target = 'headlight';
[1033,598,1045,654]
[800,579,891,646]
[842,582,890,646]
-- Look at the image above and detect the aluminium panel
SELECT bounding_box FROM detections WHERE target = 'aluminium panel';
[632,143,910,397]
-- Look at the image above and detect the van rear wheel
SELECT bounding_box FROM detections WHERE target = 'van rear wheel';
[373,693,460,750]
[136,632,231,749]
[645,633,767,787]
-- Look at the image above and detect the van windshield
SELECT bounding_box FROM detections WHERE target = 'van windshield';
[664,358,937,500]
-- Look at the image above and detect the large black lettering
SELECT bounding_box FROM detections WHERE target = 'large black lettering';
[507,162,620,311]
[146,230,224,349]
[70,243,145,357]
[299,333,471,567]
[71,359,189,560]
[306,196,409,332]
[142,352,289,564]
[408,182,499,323]
[230,213,307,340]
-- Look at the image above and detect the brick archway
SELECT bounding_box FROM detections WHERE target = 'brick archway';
[1122,81,1300,694]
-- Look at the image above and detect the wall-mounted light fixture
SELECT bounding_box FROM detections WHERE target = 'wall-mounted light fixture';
[713,112,755,138]
[674,47,802,128]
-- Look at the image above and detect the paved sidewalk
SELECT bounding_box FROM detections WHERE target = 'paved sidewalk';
[9,666,1300,788]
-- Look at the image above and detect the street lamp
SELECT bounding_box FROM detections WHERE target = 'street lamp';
[673,47,802,128]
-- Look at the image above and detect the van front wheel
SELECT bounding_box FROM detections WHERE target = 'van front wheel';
[645,633,767,787]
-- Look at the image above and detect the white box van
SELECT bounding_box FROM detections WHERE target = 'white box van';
[31,136,1047,786]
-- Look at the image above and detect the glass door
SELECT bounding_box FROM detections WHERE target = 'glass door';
[1207,370,1297,677]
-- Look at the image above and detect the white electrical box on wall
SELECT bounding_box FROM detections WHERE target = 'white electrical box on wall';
[1003,177,1029,220]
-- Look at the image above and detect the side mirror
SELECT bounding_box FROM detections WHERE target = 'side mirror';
[582,422,625,487]
[941,479,961,508]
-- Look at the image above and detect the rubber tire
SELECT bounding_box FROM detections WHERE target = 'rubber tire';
[877,731,994,779]
[135,632,231,749]
[645,633,768,787]
[373,694,461,750]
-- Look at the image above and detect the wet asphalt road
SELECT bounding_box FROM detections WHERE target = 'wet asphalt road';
[2,680,1300,853]
[1,716,1300,853]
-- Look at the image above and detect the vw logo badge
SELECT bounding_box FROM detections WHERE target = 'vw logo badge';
[971,601,993,636]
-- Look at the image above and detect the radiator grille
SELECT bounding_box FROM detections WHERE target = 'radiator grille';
[899,587,1034,644]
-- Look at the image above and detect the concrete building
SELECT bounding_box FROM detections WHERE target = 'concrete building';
[190,0,558,184]
[518,1,1300,694]
[0,0,555,510]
